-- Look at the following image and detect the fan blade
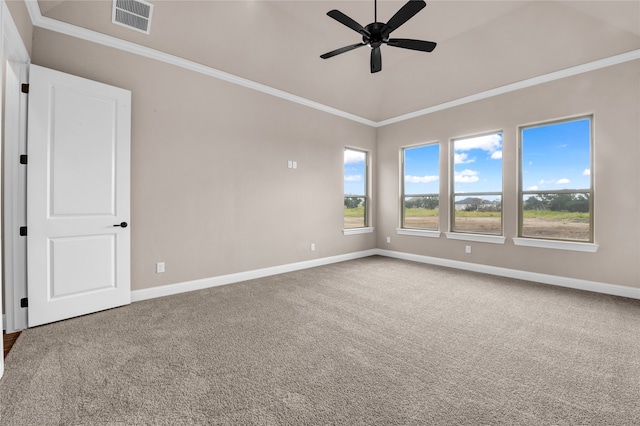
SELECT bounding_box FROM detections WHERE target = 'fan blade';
[370,47,382,73]
[320,43,367,59]
[327,10,371,37]
[387,38,436,52]
[381,0,426,38]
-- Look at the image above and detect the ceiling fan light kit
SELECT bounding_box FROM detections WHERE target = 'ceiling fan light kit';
[321,0,437,73]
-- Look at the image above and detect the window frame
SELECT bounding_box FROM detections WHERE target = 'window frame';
[343,147,370,231]
[517,115,594,243]
[400,141,440,231]
[450,130,504,236]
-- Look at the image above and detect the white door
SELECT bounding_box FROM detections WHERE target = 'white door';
[27,65,131,327]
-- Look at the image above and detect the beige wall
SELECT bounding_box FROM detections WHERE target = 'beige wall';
[5,0,32,56]
[32,28,377,291]
[20,24,640,294]
[377,60,640,289]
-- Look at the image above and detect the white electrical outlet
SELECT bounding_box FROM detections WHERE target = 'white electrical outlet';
[156,262,165,273]
[311,243,316,251]
[292,161,297,169]
[465,246,472,254]
[387,237,391,243]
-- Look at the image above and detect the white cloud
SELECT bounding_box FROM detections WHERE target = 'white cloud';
[538,179,555,185]
[405,175,439,183]
[456,176,479,183]
[583,169,590,176]
[454,133,502,154]
[454,169,479,183]
[454,152,475,164]
[344,149,366,164]
[491,151,502,160]
[537,178,572,187]
[344,175,361,182]
[527,185,539,191]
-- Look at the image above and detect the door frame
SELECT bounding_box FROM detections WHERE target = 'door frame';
[2,0,30,334]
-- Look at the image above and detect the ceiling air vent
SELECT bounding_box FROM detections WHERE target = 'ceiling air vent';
[112,0,153,34]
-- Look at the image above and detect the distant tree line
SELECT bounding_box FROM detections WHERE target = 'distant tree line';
[465,200,501,212]
[404,196,439,210]
[454,197,501,212]
[524,193,589,212]
[382,193,589,213]
[344,196,365,209]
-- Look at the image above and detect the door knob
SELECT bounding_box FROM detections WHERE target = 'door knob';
[113,222,128,228]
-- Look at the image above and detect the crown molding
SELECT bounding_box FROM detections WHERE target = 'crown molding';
[24,1,640,129]
[376,49,640,127]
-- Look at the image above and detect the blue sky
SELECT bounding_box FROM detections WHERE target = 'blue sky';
[344,148,366,195]
[346,118,590,196]
[402,134,504,197]
[404,143,439,195]
[453,132,503,195]
[522,118,591,191]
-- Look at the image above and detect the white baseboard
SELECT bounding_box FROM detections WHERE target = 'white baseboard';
[132,248,639,303]
[131,249,379,302]
[376,249,640,300]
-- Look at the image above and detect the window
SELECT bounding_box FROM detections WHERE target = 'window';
[344,148,368,229]
[402,143,439,230]
[451,132,503,235]
[519,117,592,242]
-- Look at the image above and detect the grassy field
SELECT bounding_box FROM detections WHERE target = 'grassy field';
[344,207,366,228]
[347,207,589,222]
[403,208,588,222]
[345,207,590,240]
[403,208,438,218]
[522,210,589,222]
[344,206,365,217]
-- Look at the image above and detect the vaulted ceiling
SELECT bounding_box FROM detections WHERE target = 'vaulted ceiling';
[36,1,640,122]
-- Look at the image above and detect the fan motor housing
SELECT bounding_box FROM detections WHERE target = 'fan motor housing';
[364,22,387,47]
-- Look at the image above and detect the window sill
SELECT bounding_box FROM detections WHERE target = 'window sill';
[343,227,374,235]
[445,232,506,244]
[396,228,441,238]
[513,238,598,252]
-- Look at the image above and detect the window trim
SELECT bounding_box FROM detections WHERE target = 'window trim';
[513,237,598,252]
[400,141,440,231]
[450,131,504,236]
[343,147,370,230]
[343,227,374,236]
[517,115,594,243]
[396,228,441,238]
[445,232,506,244]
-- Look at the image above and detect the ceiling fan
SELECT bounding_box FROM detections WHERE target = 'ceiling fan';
[320,0,437,73]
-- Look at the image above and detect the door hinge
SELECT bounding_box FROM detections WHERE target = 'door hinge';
[19,226,27,236]
[21,83,29,94]
[20,154,28,164]
[20,298,28,308]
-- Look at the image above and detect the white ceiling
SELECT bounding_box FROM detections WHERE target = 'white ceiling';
[36,0,640,122]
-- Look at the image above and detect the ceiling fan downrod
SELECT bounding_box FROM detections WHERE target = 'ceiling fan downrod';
[374,0,377,23]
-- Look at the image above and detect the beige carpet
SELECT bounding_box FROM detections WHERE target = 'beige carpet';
[1,256,639,425]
